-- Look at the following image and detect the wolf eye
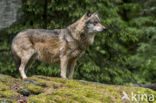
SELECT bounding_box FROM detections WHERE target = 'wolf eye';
[93,21,98,25]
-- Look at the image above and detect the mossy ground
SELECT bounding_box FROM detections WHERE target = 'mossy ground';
[0,75,19,103]
[0,74,156,103]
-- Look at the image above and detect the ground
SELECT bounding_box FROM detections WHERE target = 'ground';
[0,74,155,103]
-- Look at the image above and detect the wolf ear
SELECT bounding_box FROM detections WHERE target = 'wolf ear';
[92,11,98,16]
[85,10,91,17]
[81,11,91,20]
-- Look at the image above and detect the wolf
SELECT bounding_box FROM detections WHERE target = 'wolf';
[11,11,106,79]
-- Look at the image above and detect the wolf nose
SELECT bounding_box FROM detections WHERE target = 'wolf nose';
[102,26,106,31]
[103,26,106,30]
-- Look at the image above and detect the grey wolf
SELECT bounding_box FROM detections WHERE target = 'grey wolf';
[11,11,106,79]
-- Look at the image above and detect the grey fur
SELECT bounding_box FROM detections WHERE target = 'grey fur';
[11,12,105,79]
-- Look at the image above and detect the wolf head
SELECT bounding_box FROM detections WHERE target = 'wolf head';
[81,11,106,33]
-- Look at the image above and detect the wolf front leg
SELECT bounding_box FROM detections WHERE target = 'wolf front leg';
[68,58,77,79]
[60,56,68,78]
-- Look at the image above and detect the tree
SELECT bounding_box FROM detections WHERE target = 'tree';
[0,0,155,84]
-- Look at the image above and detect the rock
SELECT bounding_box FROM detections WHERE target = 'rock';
[0,74,9,79]
[133,83,156,91]
[18,88,31,96]
[0,0,22,29]
[0,100,11,103]
[0,99,14,103]
[22,80,46,87]
[19,83,43,95]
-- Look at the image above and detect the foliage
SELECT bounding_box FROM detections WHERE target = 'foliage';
[0,0,155,84]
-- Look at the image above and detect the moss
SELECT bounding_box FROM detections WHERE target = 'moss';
[52,83,61,89]
[28,76,156,103]
[0,99,17,103]
[0,82,8,91]
[0,78,19,101]
[0,74,16,86]
[0,90,19,98]
[19,76,49,95]
[18,88,31,96]
[20,83,43,95]
[0,75,156,103]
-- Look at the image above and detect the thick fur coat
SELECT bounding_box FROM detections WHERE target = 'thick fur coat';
[11,11,105,79]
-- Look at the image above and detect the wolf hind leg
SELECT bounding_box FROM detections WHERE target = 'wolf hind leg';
[19,59,28,79]
[25,53,37,73]
[19,50,36,79]
[12,50,21,70]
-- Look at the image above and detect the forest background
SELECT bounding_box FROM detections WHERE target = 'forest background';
[0,0,155,85]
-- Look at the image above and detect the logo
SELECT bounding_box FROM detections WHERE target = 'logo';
[122,91,155,102]
[122,91,130,100]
